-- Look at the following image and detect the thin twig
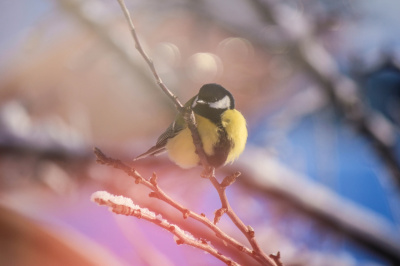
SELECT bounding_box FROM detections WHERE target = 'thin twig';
[116,0,209,168]
[208,171,276,265]
[116,0,183,110]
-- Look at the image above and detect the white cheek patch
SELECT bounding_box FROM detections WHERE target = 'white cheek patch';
[209,95,231,109]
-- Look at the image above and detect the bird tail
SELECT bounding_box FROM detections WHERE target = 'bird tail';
[133,145,166,161]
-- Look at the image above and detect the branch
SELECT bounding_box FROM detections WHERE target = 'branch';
[116,0,183,110]
[93,148,265,265]
[208,171,278,265]
[91,191,239,266]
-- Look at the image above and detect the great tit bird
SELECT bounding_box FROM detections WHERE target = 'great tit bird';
[134,83,247,168]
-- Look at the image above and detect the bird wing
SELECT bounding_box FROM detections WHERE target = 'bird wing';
[134,95,197,161]
[133,119,185,161]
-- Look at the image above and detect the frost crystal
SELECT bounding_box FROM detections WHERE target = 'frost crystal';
[156,214,164,222]
[91,191,156,219]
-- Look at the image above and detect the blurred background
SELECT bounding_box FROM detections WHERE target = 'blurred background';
[1,0,400,265]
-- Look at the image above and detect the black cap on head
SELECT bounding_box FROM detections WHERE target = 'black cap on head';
[197,83,235,109]
[191,83,235,124]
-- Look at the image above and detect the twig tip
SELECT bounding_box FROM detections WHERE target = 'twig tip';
[213,208,227,225]
[150,172,158,185]
[269,251,283,266]
[247,225,255,238]
[183,209,190,219]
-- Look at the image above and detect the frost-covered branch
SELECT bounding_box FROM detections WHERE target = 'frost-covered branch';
[91,191,238,266]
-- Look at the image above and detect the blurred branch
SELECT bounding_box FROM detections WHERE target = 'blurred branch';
[0,101,90,162]
[91,191,239,266]
[238,149,400,265]
[249,0,400,187]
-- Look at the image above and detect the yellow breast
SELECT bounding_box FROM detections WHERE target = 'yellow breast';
[221,109,247,164]
[165,110,247,168]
